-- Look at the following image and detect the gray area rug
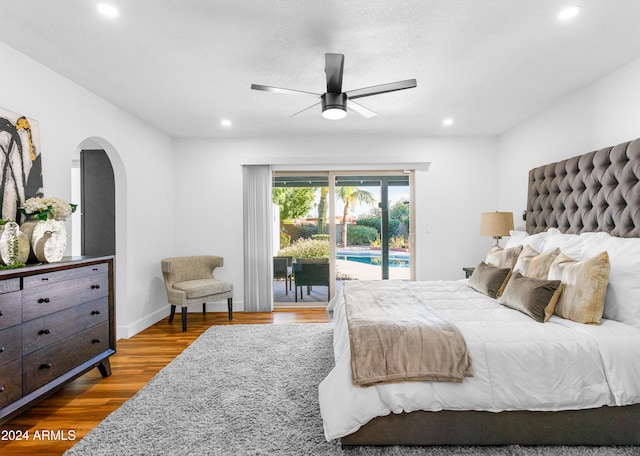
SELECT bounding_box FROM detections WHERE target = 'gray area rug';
[65,323,639,456]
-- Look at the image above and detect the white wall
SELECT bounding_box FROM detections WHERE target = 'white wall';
[0,43,175,338]
[173,136,500,309]
[498,57,640,220]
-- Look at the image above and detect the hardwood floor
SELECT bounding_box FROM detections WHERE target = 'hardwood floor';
[0,309,331,456]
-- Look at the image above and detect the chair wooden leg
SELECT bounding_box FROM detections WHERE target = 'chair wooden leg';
[203,303,206,315]
[168,305,176,323]
[181,306,187,332]
[227,298,233,320]
[295,286,299,302]
[285,279,288,295]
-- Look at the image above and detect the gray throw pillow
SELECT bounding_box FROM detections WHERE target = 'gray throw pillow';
[498,271,562,322]
[468,262,511,299]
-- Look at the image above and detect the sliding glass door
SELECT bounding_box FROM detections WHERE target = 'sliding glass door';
[333,173,412,282]
[272,170,414,306]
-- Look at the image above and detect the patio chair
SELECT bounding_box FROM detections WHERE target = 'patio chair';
[161,256,233,331]
[273,256,293,295]
[293,258,330,302]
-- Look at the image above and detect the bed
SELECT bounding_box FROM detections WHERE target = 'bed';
[318,137,640,446]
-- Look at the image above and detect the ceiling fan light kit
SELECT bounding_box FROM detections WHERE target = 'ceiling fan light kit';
[321,92,347,120]
[252,53,416,120]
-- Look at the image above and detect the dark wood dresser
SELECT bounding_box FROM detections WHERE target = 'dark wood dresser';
[0,256,115,423]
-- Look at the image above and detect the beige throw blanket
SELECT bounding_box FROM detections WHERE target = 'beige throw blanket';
[344,281,473,386]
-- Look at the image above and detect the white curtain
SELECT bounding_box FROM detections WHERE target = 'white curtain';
[242,165,273,312]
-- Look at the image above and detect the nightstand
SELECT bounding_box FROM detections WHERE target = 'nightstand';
[463,267,475,279]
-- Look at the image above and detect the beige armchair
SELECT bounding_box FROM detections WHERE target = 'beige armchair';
[161,256,233,331]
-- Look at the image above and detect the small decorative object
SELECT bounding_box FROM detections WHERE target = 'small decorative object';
[20,196,77,221]
[19,196,77,263]
[0,221,30,266]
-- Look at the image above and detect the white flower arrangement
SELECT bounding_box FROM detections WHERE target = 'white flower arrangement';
[20,196,77,221]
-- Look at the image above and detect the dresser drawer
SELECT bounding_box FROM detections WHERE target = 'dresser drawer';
[0,359,22,409]
[0,290,21,330]
[22,263,108,289]
[22,272,109,321]
[0,325,22,366]
[22,297,109,355]
[22,321,110,395]
[0,278,20,295]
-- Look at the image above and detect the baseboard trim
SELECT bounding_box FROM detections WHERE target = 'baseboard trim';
[116,306,169,339]
[117,301,244,339]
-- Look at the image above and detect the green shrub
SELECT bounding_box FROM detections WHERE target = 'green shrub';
[389,235,408,249]
[295,223,318,240]
[278,238,329,260]
[346,225,378,245]
[357,217,401,237]
[282,223,318,242]
[312,234,330,241]
[388,219,401,237]
[279,230,291,249]
[370,233,382,247]
[356,217,380,232]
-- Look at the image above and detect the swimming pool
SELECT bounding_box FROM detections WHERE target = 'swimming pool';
[335,250,410,268]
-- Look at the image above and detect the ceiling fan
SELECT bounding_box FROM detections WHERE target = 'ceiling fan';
[251,53,417,120]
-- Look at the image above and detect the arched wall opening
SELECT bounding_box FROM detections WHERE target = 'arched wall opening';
[72,137,127,336]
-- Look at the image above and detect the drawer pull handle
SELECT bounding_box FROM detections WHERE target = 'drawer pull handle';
[0,346,5,353]
[39,329,51,335]
[91,284,101,289]
[41,277,49,281]
[93,268,99,271]
[37,298,51,304]
[40,363,52,369]
[91,310,101,315]
[0,386,5,393]
[92,338,102,344]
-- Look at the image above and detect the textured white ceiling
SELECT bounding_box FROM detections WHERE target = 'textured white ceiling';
[2,1,640,138]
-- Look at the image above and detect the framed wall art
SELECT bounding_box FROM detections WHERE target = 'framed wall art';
[0,107,44,223]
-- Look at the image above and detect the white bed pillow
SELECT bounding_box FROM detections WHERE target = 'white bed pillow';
[504,230,528,249]
[503,230,550,252]
[581,232,640,329]
[540,228,583,258]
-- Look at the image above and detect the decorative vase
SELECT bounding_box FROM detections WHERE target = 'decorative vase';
[0,222,30,266]
[20,218,67,263]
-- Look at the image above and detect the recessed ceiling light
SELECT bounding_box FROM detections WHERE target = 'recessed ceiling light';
[220,119,232,127]
[442,118,454,127]
[558,6,580,21]
[96,3,119,18]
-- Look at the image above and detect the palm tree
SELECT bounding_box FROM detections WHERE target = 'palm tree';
[336,187,376,247]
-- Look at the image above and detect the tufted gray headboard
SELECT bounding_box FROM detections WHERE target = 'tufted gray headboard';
[526,138,640,238]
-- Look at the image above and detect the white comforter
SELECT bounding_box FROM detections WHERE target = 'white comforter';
[318,280,640,441]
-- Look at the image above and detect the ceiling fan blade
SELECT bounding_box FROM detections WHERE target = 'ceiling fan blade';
[345,78,417,100]
[347,100,377,118]
[251,84,321,98]
[325,53,344,93]
[289,102,321,118]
